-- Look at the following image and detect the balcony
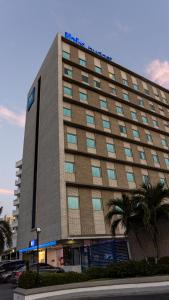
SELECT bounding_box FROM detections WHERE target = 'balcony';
[15,159,22,168]
[12,209,19,217]
[11,219,18,228]
[15,178,21,186]
[16,169,22,176]
[14,189,20,196]
[13,198,19,206]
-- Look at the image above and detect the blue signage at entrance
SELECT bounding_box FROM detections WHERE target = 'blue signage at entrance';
[64,32,112,62]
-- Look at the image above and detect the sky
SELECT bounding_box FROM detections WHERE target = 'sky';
[1,0,169,216]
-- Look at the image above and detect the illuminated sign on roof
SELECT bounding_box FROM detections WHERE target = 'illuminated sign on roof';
[64,32,112,62]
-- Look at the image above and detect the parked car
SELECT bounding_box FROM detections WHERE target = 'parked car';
[10,263,64,284]
[0,260,25,283]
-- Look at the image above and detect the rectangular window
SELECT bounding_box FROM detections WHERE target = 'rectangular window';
[142,116,148,124]
[64,162,74,173]
[165,157,169,166]
[139,99,144,107]
[116,106,124,115]
[139,151,146,160]
[62,51,70,60]
[68,196,79,209]
[63,107,71,117]
[131,111,137,121]
[79,58,87,67]
[79,92,87,102]
[152,154,159,163]
[67,133,77,144]
[107,169,117,180]
[153,120,159,127]
[86,115,94,124]
[144,89,149,95]
[123,79,128,86]
[107,143,115,153]
[109,73,116,80]
[100,99,108,109]
[87,138,96,148]
[133,84,139,91]
[123,93,129,101]
[111,87,116,95]
[94,80,101,89]
[150,104,156,111]
[124,147,133,157]
[64,86,72,96]
[92,198,102,210]
[64,68,72,77]
[161,138,168,147]
[160,178,166,185]
[126,172,135,182]
[119,125,127,134]
[92,166,101,177]
[82,75,88,84]
[132,129,140,138]
[103,120,110,129]
[142,175,149,184]
[146,134,153,142]
[95,66,102,74]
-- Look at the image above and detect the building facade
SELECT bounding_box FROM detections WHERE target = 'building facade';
[17,33,169,267]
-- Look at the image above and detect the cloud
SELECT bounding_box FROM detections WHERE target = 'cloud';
[145,59,169,88]
[0,106,25,127]
[115,21,130,33]
[0,188,13,196]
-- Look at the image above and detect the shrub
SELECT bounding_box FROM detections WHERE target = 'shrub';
[19,271,38,289]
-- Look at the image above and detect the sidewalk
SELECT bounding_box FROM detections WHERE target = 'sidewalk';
[14,275,169,300]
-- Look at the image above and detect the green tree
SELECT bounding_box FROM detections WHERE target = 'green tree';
[0,207,12,254]
[132,182,169,262]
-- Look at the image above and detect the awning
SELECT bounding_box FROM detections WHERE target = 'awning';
[18,240,57,253]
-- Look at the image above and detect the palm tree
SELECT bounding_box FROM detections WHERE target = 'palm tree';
[0,207,12,254]
[105,194,147,259]
[132,182,169,262]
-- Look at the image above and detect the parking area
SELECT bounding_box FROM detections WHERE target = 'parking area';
[0,283,13,300]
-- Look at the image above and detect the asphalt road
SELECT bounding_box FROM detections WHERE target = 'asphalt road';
[0,283,14,300]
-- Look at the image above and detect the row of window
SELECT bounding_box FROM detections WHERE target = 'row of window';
[62,51,168,105]
[68,196,102,210]
[63,85,169,130]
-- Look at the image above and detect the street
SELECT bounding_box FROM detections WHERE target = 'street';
[0,284,14,300]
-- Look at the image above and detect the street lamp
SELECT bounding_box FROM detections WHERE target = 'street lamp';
[35,227,41,276]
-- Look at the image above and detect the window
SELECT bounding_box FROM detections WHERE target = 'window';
[64,68,72,77]
[139,99,144,107]
[67,133,77,144]
[162,97,167,104]
[79,58,87,67]
[64,162,74,173]
[92,166,101,177]
[68,196,79,209]
[146,134,153,142]
[124,148,133,157]
[100,99,108,109]
[165,157,169,166]
[132,129,140,138]
[64,86,72,96]
[123,79,128,86]
[142,116,148,124]
[87,138,96,148]
[139,151,146,160]
[92,198,102,210]
[152,154,159,163]
[161,138,168,147]
[63,107,71,117]
[111,87,116,95]
[82,75,88,84]
[95,66,102,74]
[79,92,87,102]
[107,169,117,180]
[131,111,137,121]
[150,104,155,112]
[133,84,139,91]
[103,120,110,129]
[107,143,115,153]
[109,73,116,80]
[62,51,70,60]
[119,125,127,134]
[160,178,167,186]
[123,93,129,101]
[144,89,149,95]
[142,175,149,184]
[153,120,159,127]
[116,106,124,115]
[94,80,101,89]
[86,115,94,124]
[126,172,135,182]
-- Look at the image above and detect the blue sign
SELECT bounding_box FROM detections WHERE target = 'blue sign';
[27,87,35,111]
[18,240,57,253]
[64,32,112,62]
[30,239,37,247]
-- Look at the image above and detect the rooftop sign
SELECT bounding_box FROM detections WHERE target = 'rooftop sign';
[64,32,112,62]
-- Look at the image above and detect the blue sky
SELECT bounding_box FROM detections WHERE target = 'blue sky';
[1,0,169,216]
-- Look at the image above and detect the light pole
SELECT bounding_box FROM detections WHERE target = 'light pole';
[35,227,41,276]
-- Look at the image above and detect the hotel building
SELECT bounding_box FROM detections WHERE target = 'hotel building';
[17,33,169,267]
